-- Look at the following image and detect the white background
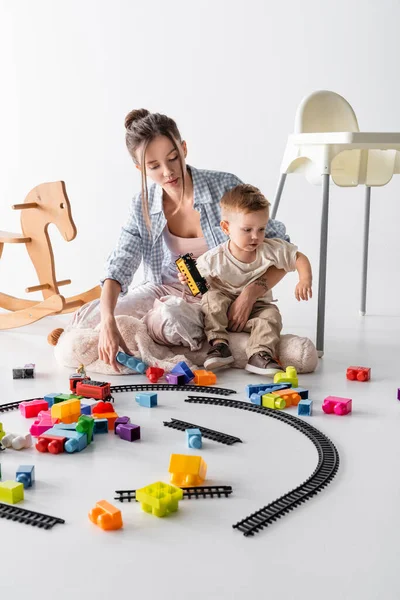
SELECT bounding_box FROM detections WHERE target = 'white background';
[1,0,400,331]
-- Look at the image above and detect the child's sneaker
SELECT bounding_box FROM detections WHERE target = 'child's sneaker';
[245,352,282,376]
[204,343,234,370]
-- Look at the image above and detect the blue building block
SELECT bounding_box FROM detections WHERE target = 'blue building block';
[186,428,202,449]
[135,392,158,408]
[116,352,147,374]
[80,404,91,416]
[171,361,194,384]
[298,399,313,416]
[292,387,308,400]
[250,392,263,405]
[93,419,109,434]
[44,393,61,408]
[45,427,87,453]
[246,383,292,399]
[16,465,35,488]
[53,422,77,431]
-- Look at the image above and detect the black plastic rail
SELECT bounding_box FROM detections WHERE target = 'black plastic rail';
[185,395,339,537]
[0,502,65,529]
[115,485,233,502]
[110,383,236,396]
[163,417,242,445]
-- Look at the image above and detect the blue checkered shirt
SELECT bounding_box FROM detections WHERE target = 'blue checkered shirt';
[103,165,290,295]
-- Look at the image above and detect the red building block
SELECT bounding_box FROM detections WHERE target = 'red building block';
[346,366,371,382]
[146,367,164,383]
[36,433,66,454]
[92,401,114,414]
[19,399,48,418]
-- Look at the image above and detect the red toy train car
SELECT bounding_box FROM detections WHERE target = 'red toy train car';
[69,375,112,401]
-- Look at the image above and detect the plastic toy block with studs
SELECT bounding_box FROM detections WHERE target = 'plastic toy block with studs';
[0,423,4,442]
[165,373,186,385]
[89,500,123,530]
[114,416,130,432]
[51,398,81,424]
[12,363,35,379]
[186,428,202,449]
[16,465,35,488]
[298,399,313,416]
[92,412,119,430]
[261,393,286,410]
[171,361,195,384]
[247,382,291,399]
[169,454,207,487]
[19,399,48,418]
[0,481,24,503]
[2,433,32,450]
[135,392,157,408]
[273,366,298,387]
[193,370,217,386]
[346,366,371,382]
[93,419,108,434]
[116,351,147,374]
[136,481,183,517]
[146,366,164,383]
[116,423,141,442]
[76,415,95,444]
[272,388,301,407]
[322,396,352,416]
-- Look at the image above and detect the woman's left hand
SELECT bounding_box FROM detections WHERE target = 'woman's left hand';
[227,288,255,332]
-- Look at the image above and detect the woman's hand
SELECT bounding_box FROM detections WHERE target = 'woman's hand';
[178,272,188,285]
[295,279,313,301]
[98,315,131,372]
[227,287,256,332]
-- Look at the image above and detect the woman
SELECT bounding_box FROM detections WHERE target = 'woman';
[49,109,290,371]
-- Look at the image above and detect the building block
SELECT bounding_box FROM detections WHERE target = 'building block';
[89,500,123,530]
[346,366,371,382]
[12,363,35,379]
[135,392,158,408]
[273,366,298,387]
[114,416,131,433]
[171,361,195,384]
[116,351,147,374]
[169,454,207,487]
[272,389,301,407]
[53,423,77,431]
[261,393,286,410]
[136,481,183,518]
[93,419,109,434]
[76,415,95,444]
[80,404,91,416]
[0,481,24,503]
[92,401,114,414]
[36,433,66,454]
[54,394,71,404]
[247,382,292,399]
[397,389,400,401]
[0,423,4,442]
[43,393,61,408]
[116,423,141,442]
[92,413,119,431]
[146,366,164,383]
[186,428,202,449]
[298,399,313,416]
[16,465,35,488]
[44,427,87,453]
[322,396,352,416]
[2,433,32,450]
[30,415,60,437]
[193,370,217,386]
[19,399,48,419]
[291,387,309,399]
[51,398,81,424]
[165,373,186,385]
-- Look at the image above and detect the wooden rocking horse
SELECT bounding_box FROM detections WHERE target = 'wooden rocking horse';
[0,181,101,329]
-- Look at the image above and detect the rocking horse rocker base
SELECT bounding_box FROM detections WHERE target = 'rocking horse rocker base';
[0,181,100,330]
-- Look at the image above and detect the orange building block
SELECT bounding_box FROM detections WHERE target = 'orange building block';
[89,500,123,530]
[51,398,81,424]
[193,370,217,385]
[168,453,207,487]
[272,389,301,407]
[92,412,119,431]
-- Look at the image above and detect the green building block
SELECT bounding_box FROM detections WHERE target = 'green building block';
[136,481,183,517]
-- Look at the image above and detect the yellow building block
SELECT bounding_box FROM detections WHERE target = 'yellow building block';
[0,481,24,504]
[51,398,81,424]
[273,366,298,388]
[0,422,4,442]
[272,389,301,407]
[261,393,286,409]
[136,481,183,517]
[168,454,207,487]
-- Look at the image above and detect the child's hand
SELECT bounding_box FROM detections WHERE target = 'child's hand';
[178,272,189,285]
[295,279,312,301]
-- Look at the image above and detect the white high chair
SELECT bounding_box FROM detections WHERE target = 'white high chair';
[272,90,400,356]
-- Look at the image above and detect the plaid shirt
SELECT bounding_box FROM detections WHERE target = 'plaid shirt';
[103,165,290,295]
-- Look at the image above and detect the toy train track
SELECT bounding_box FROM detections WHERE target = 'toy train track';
[0,398,45,413]
[110,383,236,396]
[185,396,339,537]
[163,418,242,445]
[0,502,65,529]
[114,485,233,502]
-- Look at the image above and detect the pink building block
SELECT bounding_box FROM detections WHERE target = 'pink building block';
[19,399,48,418]
[322,396,352,416]
[30,415,60,437]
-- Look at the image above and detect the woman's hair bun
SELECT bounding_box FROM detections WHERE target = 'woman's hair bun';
[125,109,150,130]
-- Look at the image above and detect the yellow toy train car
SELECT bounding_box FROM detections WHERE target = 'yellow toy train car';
[175,253,208,297]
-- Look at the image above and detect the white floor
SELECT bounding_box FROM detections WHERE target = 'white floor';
[1,311,400,600]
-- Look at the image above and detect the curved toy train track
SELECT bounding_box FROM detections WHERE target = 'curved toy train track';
[163,417,242,445]
[110,383,236,396]
[185,396,339,537]
[115,485,233,502]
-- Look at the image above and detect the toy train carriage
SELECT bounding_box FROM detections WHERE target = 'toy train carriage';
[175,253,208,297]
[69,375,112,401]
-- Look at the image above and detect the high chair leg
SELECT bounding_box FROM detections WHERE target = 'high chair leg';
[360,186,371,316]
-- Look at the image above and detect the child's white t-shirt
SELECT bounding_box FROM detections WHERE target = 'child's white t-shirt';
[196,238,298,301]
